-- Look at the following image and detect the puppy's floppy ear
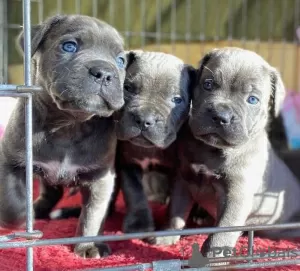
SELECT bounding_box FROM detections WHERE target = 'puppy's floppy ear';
[198,48,219,68]
[198,51,213,68]
[269,68,286,117]
[197,49,218,80]
[125,51,137,70]
[16,14,66,57]
[183,64,197,89]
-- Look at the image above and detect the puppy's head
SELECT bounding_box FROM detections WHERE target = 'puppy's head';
[16,15,126,118]
[115,50,196,149]
[190,47,285,149]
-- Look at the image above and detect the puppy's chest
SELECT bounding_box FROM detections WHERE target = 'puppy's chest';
[45,118,96,141]
[32,120,115,185]
[132,157,164,171]
[34,119,115,160]
[33,155,100,185]
[179,139,225,193]
[181,141,224,176]
[120,142,176,170]
[183,159,224,215]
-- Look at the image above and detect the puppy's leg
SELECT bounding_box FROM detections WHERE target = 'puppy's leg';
[107,174,120,217]
[0,162,27,228]
[121,164,155,243]
[34,181,64,219]
[143,170,171,204]
[201,175,255,259]
[155,176,193,245]
[74,170,114,259]
[50,180,118,220]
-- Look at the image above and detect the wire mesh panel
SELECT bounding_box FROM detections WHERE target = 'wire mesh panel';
[1,0,300,271]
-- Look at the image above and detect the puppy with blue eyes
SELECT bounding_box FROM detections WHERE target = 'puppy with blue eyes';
[112,50,196,243]
[0,15,126,258]
[156,47,300,259]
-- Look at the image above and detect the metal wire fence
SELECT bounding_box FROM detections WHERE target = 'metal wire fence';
[1,0,300,270]
[5,0,300,90]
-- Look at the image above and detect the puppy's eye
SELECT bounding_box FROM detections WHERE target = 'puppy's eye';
[116,55,125,69]
[172,95,183,104]
[247,95,259,105]
[203,79,213,91]
[62,41,78,53]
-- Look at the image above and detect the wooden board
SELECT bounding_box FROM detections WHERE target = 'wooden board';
[8,40,300,91]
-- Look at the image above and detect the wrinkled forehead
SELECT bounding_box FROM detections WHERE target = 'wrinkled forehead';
[127,56,184,81]
[201,54,272,97]
[47,16,124,52]
[127,59,186,92]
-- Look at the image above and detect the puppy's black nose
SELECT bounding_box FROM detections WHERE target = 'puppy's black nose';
[134,113,157,131]
[89,66,113,84]
[210,105,233,125]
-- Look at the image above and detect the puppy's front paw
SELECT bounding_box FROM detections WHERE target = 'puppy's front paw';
[74,242,111,259]
[154,235,181,246]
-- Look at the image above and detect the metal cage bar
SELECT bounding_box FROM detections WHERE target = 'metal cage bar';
[23,0,34,270]
[2,222,300,249]
[2,0,300,270]
[0,0,7,83]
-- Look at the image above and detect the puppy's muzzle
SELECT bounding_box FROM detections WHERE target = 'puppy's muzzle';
[207,104,234,126]
[132,110,161,131]
[89,66,114,86]
[88,61,124,111]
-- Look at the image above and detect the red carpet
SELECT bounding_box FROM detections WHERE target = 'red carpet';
[0,181,299,271]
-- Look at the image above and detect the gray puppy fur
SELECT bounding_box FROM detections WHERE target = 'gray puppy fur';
[0,14,126,258]
[113,50,196,242]
[155,47,300,258]
[280,149,300,180]
[49,51,196,235]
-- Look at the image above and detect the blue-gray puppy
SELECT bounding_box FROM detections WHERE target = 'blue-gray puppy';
[113,50,196,242]
[0,14,126,258]
[156,47,300,260]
